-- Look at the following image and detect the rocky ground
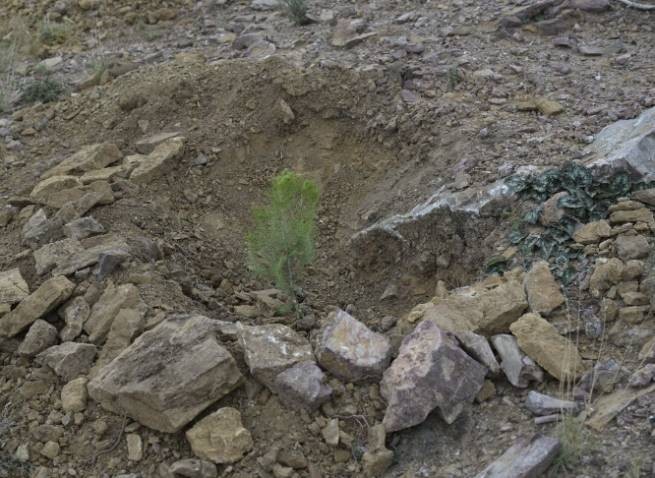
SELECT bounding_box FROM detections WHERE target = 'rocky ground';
[2,0,655,477]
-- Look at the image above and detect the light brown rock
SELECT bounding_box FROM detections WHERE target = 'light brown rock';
[126,137,186,183]
[42,143,122,179]
[0,268,29,305]
[61,377,88,412]
[186,407,253,464]
[573,220,611,244]
[523,261,565,315]
[510,313,584,382]
[83,283,141,344]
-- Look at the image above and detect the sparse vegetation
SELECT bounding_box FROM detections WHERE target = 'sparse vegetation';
[246,170,319,314]
[38,16,71,46]
[550,415,595,474]
[280,0,311,25]
[0,42,19,112]
[21,75,65,104]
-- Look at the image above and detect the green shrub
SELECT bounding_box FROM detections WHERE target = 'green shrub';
[280,0,311,25]
[21,77,64,104]
[39,17,70,46]
[246,170,319,311]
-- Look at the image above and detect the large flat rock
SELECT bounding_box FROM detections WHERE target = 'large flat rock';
[42,143,122,179]
[474,434,561,478]
[88,314,243,433]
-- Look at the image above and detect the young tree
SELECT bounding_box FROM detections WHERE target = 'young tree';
[246,170,319,314]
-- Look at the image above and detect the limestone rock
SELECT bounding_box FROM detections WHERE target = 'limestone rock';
[58,296,90,341]
[362,424,393,477]
[609,208,654,226]
[95,307,146,367]
[510,313,584,382]
[523,261,565,315]
[475,279,528,335]
[615,234,650,261]
[30,175,82,206]
[474,435,561,478]
[21,208,50,247]
[539,192,568,226]
[83,282,141,344]
[63,216,105,240]
[453,330,501,375]
[491,334,544,388]
[126,433,143,461]
[589,258,624,296]
[42,143,122,179]
[126,137,186,183]
[80,166,124,184]
[525,391,580,416]
[0,276,74,337]
[628,364,655,388]
[186,407,253,464]
[238,323,313,388]
[638,337,655,364]
[17,320,58,357]
[0,268,29,305]
[37,342,97,382]
[584,106,655,180]
[573,220,611,244]
[272,361,332,411]
[53,235,129,276]
[632,188,655,206]
[135,131,183,154]
[61,377,88,412]
[33,238,83,275]
[169,459,218,478]
[316,309,391,382]
[381,320,486,432]
[88,315,243,433]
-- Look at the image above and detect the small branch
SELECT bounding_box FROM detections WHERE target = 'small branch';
[613,0,655,10]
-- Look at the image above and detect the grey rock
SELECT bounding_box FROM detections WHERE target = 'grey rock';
[135,132,183,154]
[238,323,313,389]
[185,407,253,464]
[525,391,580,416]
[628,364,655,388]
[58,296,90,341]
[88,315,243,433]
[63,216,105,240]
[251,0,279,10]
[17,320,58,357]
[584,106,655,180]
[52,235,130,276]
[474,435,561,478]
[316,309,391,383]
[83,282,141,344]
[22,208,49,247]
[41,143,122,179]
[273,361,332,411]
[381,320,486,432]
[575,359,627,398]
[454,330,501,375]
[94,249,130,280]
[170,459,218,478]
[33,238,83,275]
[491,334,544,388]
[615,234,650,261]
[37,342,97,382]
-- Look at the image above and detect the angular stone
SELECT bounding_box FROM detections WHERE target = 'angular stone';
[584,106,655,180]
[37,342,97,382]
[621,292,648,306]
[41,441,60,459]
[491,334,544,388]
[576,359,627,397]
[33,238,83,275]
[58,296,90,341]
[609,208,654,226]
[87,315,243,433]
[523,261,565,315]
[135,132,183,154]
[628,364,655,388]
[272,361,332,411]
[170,459,218,478]
[573,220,611,244]
[21,208,50,247]
[0,268,29,305]
[453,330,501,375]
[618,305,649,323]
[381,320,486,432]
[362,424,393,478]
[126,137,186,183]
[589,258,624,296]
[186,407,253,464]
[525,391,580,416]
[29,175,80,203]
[623,260,645,280]
[587,383,655,430]
[53,235,130,276]
[61,377,88,412]
[510,313,584,382]
[42,143,122,179]
[17,320,58,357]
[83,283,141,344]
[321,419,339,446]
[238,323,313,388]
[615,234,650,260]
[315,309,390,383]
[93,307,146,372]
[79,166,124,184]
[476,279,528,335]
[126,433,143,461]
[0,276,74,337]
[63,216,105,240]
[632,188,655,206]
[474,435,561,478]
[639,337,655,364]
[539,192,568,226]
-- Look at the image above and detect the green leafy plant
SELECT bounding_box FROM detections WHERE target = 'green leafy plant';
[39,17,70,46]
[246,170,319,314]
[506,162,654,283]
[280,0,311,26]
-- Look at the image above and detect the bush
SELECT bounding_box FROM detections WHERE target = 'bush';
[280,0,311,26]
[21,77,64,104]
[39,17,70,46]
[246,170,319,311]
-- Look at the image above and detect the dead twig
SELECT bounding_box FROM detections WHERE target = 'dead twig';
[613,0,655,10]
